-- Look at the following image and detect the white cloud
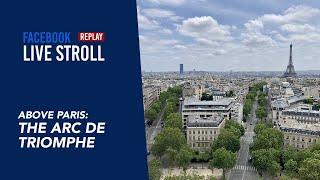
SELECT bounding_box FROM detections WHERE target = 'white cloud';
[174,44,187,49]
[147,0,185,6]
[177,16,233,42]
[244,19,264,32]
[158,28,173,34]
[242,5,320,47]
[137,7,159,30]
[142,8,182,21]
[280,24,317,33]
[137,2,320,71]
[261,5,320,24]
[241,32,276,47]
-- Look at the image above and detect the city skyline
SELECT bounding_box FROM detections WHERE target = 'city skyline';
[137,0,320,72]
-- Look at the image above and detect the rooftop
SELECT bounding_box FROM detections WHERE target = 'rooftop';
[183,96,234,106]
[187,115,225,128]
[283,106,320,117]
[279,122,320,136]
[271,98,289,109]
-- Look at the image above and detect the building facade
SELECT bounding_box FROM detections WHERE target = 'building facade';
[182,97,233,129]
[186,115,226,152]
[279,106,320,149]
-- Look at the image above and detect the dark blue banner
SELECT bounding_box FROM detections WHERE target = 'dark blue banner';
[0,1,148,179]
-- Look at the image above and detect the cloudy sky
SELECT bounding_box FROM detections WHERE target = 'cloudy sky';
[137,0,320,72]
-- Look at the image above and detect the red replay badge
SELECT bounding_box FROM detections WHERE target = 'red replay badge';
[78,32,105,42]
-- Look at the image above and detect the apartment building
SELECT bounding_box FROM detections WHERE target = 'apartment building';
[279,105,320,149]
[182,96,233,129]
[231,103,243,123]
[186,115,226,152]
[143,86,158,111]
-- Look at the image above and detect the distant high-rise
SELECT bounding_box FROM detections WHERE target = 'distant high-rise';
[283,43,297,77]
[180,64,184,74]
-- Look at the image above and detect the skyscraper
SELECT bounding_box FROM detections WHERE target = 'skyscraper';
[283,43,297,77]
[180,64,184,74]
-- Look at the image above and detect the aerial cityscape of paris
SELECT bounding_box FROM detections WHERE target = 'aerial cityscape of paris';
[137,0,320,180]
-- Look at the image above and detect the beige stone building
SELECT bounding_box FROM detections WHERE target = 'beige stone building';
[186,115,226,152]
[143,86,158,111]
[279,106,320,149]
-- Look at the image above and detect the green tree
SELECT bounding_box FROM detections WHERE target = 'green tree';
[243,99,253,117]
[212,129,240,153]
[298,158,320,180]
[164,102,176,119]
[152,101,162,113]
[159,92,169,105]
[165,113,182,129]
[310,142,320,152]
[166,147,178,168]
[146,108,157,121]
[258,93,267,106]
[284,159,298,177]
[254,123,267,136]
[224,120,245,136]
[282,147,298,164]
[296,149,312,165]
[151,127,186,158]
[251,148,281,176]
[209,148,236,179]
[303,98,314,105]
[270,161,281,176]
[148,159,162,180]
[255,106,267,120]
[251,128,283,151]
[176,146,193,172]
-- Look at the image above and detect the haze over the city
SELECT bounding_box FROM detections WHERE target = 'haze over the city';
[137,0,320,72]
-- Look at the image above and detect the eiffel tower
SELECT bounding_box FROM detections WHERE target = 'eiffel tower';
[283,43,297,77]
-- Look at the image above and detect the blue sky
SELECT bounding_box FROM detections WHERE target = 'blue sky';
[137,0,320,72]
